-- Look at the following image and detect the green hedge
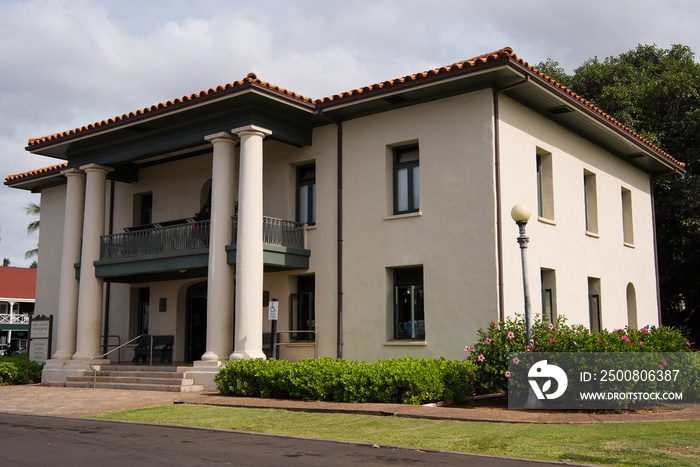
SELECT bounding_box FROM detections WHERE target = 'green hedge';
[215,356,476,405]
[0,355,44,385]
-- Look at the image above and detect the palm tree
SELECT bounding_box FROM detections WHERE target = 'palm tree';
[25,203,40,234]
[24,203,39,264]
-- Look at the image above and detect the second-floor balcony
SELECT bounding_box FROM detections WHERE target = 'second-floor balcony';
[95,216,310,283]
[0,313,30,332]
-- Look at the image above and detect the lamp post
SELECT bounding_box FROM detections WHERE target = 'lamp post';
[511,204,533,345]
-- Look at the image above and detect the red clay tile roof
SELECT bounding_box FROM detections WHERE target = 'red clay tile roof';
[0,267,37,300]
[315,47,514,104]
[26,73,314,147]
[18,47,685,173]
[5,163,67,184]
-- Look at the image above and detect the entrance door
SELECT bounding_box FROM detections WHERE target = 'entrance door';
[185,282,207,362]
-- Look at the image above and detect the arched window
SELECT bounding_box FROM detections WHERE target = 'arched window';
[626,283,638,329]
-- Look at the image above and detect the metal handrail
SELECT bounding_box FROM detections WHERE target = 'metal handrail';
[89,334,153,389]
[101,334,122,362]
[272,330,316,359]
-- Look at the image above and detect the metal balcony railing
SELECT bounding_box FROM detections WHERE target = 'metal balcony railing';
[0,314,30,324]
[100,220,210,260]
[233,216,305,250]
[100,216,305,261]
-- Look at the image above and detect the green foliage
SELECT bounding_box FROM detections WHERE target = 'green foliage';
[215,356,475,405]
[465,315,693,394]
[0,355,44,385]
[533,57,572,86]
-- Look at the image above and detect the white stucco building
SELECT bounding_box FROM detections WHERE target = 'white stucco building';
[5,48,685,389]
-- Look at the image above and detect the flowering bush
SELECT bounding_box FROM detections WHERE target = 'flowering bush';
[465,315,693,394]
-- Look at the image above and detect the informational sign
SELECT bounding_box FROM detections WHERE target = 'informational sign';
[30,318,50,338]
[268,300,279,320]
[27,315,52,364]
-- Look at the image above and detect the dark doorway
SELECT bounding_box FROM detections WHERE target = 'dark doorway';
[185,282,207,362]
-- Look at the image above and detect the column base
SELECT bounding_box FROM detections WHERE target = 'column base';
[229,350,267,361]
[70,353,110,366]
[41,358,93,385]
[51,350,75,360]
[186,360,226,391]
[201,351,231,361]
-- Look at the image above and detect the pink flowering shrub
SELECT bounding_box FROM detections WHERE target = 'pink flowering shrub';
[465,315,693,394]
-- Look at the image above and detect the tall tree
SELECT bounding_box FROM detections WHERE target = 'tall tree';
[536,44,700,345]
[24,202,40,265]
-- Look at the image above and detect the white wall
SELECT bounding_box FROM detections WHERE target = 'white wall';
[340,90,499,362]
[498,95,658,330]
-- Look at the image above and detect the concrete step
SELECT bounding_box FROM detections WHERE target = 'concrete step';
[67,375,196,386]
[63,380,204,392]
[100,364,181,372]
[93,370,186,378]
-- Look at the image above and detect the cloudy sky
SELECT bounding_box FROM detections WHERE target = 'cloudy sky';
[1,0,698,267]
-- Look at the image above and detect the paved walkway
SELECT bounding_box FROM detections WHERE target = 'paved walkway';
[1,384,699,423]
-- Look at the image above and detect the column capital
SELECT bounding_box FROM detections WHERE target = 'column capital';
[78,163,114,174]
[204,132,239,144]
[231,124,272,138]
[60,168,86,178]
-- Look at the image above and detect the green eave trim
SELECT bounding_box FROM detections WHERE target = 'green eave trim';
[93,249,209,283]
[0,324,28,331]
[88,242,310,282]
[27,90,316,164]
[226,244,311,271]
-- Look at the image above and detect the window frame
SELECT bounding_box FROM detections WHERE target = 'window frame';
[584,170,598,234]
[296,163,316,226]
[536,148,554,221]
[621,187,634,245]
[392,145,420,215]
[289,275,315,341]
[392,266,425,340]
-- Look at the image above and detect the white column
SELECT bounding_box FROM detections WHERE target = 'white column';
[72,163,112,362]
[201,132,238,361]
[51,169,86,360]
[231,125,271,360]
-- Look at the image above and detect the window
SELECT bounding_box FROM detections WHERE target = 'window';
[583,170,598,234]
[588,277,601,332]
[290,276,315,340]
[626,283,638,329]
[137,288,150,336]
[393,145,419,214]
[540,268,557,322]
[393,267,425,340]
[536,149,554,220]
[296,164,316,225]
[134,193,153,226]
[621,187,634,245]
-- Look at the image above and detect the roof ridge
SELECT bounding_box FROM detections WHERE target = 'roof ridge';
[5,162,68,184]
[26,73,314,147]
[315,47,514,104]
[20,47,684,172]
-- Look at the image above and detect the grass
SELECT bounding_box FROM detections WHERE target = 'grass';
[92,404,700,466]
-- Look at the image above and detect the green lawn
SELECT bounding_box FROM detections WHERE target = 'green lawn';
[92,404,699,466]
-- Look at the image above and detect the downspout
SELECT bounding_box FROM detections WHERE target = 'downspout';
[318,111,343,359]
[493,77,530,320]
[102,179,115,355]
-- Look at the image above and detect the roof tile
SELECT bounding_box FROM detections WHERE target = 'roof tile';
[17,47,684,174]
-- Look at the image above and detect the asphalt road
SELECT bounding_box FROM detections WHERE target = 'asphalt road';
[0,413,574,466]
